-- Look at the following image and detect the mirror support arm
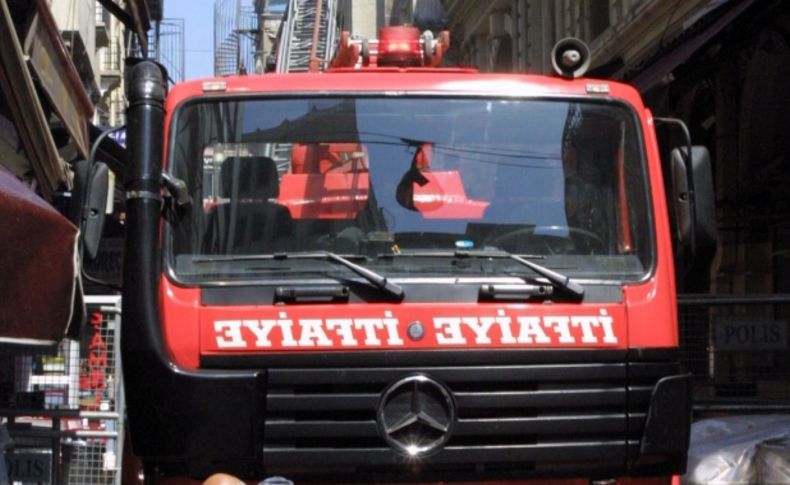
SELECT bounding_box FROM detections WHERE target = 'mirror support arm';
[78,125,126,291]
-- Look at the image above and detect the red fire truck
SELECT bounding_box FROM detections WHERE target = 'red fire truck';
[122,27,714,484]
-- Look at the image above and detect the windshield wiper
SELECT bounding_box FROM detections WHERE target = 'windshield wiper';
[193,253,369,264]
[273,251,405,301]
[381,249,584,301]
[193,251,404,300]
[506,252,584,301]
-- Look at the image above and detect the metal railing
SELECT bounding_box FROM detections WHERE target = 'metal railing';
[678,293,790,414]
[0,296,125,485]
[95,6,110,27]
[101,42,122,73]
[214,0,261,76]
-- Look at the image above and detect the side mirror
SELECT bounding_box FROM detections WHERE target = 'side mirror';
[396,145,431,212]
[71,160,110,260]
[395,166,429,211]
[670,146,717,251]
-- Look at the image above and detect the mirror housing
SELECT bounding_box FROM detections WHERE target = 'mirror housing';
[71,160,110,261]
[670,146,718,253]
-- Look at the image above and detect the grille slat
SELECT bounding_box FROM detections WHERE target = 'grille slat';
[267,393,378,411]
[263,442,628,466]
[266,420,379,439]
[267,363,626,385]
[264,415,629,440]
[455,389,625,409]
[454,415,626,436]
[269,389,628,411]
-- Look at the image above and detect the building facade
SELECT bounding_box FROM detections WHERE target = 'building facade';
[441,0,790,412]
[442,0,716,75]
[95,2,128,128]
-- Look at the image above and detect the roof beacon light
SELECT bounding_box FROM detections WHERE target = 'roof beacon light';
[330,28,450,70]
[378,26,422,67]
[551,38,591,79]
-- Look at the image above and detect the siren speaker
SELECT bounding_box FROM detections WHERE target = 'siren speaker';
[551,38,591,79]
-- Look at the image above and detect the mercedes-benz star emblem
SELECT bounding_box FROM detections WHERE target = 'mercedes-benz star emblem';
[376,374,456,457]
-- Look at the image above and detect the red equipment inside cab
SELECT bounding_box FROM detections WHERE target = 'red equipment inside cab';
[279,141,487,219]
[120,29,693,485]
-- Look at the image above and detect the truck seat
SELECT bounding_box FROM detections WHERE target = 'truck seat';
[203,156,293,254]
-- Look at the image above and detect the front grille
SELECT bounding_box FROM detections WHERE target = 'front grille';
[262,350,678,481]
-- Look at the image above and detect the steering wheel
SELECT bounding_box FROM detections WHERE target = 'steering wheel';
[485,225,606,255]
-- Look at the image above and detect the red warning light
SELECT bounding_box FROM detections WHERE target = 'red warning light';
[377,26,421,67]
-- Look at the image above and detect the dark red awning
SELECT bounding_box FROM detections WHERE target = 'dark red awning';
[0,167,83,345]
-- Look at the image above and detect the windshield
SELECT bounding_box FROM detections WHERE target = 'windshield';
[168,96,653,283]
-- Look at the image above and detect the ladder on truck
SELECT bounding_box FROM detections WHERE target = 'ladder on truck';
[276,0,338,73]
[270,0,338,171]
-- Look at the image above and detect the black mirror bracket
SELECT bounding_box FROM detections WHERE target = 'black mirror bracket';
[160,171,191,220]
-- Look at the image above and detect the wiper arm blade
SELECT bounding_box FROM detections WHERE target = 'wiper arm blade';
[193,253,367,264]
[275,251,404,301]
[508,254,584,301]
[377,249,582,300]
[407,249,583,300]
[327,252,405,301]
[379,249,545,260]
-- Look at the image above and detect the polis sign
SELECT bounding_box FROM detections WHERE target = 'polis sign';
[714,318,787,351]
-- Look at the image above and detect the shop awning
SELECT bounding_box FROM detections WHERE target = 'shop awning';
[0,167,83,345]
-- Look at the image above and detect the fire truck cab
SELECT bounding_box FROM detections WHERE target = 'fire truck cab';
[122,27,712,484]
